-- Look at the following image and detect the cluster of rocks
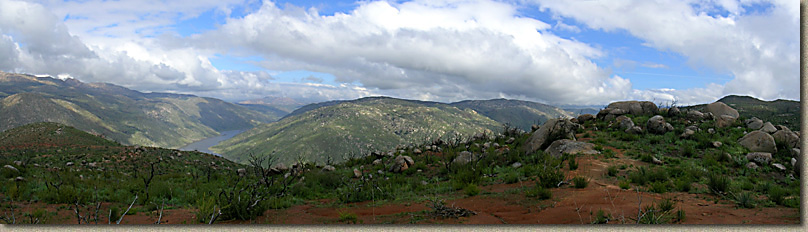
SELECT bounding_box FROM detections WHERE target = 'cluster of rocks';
[737,116,801,174]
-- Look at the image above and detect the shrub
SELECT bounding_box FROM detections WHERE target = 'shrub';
[592,209,610,224]
[194,194,216,223]
[657,198,675,212]
[464,184,480,197]
[568,157,578,170]
[337,210,360,224]
[768,186,786,206]
[606,166,618,177]
[734,191,756,208]
[572,176,588,189]
[674,179,692,192]
[707,173,730,195]
[618,181,631,190]
[675,209,686,223]
[536,166,565,188]
[649,182,668,194]
[525,184,552,200]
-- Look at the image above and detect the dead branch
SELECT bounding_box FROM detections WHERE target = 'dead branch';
[117,194,138,224]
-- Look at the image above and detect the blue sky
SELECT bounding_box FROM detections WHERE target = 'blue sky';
[0,0,798,105]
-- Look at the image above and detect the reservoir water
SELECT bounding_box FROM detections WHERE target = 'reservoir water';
[179,130,244,157]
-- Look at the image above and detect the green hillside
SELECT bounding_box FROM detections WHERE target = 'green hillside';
[450,99,575,131]
[0,72,277,149]
[212,97,502,165]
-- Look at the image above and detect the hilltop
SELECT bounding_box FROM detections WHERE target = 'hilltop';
[212,96,502,165]
[0,72,277,149]
[450,98,575,131]
[685,95,800,131]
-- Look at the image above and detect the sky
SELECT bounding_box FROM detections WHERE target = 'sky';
[0,0,799,106]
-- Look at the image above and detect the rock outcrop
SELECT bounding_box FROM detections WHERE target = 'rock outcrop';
[543,139,600,158]
[522,118,582,155]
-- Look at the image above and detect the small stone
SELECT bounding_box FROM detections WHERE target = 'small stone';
[377,170,384,175]
[506,137,516,144]
[321,165,335,172]
[421,180,429,185]
[746,162,758,169]
[772,163,787,172]
[13,161,22,166]
[353,169,362,178]
[66,162,74,166]
[3,165,19,173]
[14,176,24,182]
[413,149,422,154]
[373,159,383,165]
[652,157,664,165]
[492,143,500,149]
[708,128,715,134]
[511,162,522,169]
[712,141,723,148]
[760,122,777,133]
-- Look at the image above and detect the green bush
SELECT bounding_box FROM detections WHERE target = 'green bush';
[195,194,216,223]
[568,157,578,170]
[525,184,552,200]
[536,166,565,188]
[606,166,618,177]
[464,184,480,197]
[657,198,675,212]
[572,176,588,189]
[734,191,756,208]
[337,210,360,224]
[592,209,610,224]
[649,181,668,194]
[707,173,730,195]
[618,181,631,190]
[768,186,786,206]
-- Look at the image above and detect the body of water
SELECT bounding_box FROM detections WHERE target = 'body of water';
[179,130,244,157]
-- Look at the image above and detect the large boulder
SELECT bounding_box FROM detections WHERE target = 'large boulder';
[667,107,681,117]
[704,102,739,119]
[625,126,643,134]
[772,128,800,149]
[646,115,673,134]
[543,139,600,158]
[686,110,705,120]
[615,116,635,131]
[606,101,659,115]
[738,131,777,153]
[577,114,595,123]
[453,151,479,165]
[598,101,659,121]
[522,118,582,154]
[389,155,415,173]
[745,152,773,165]
[715,115,737,128]
[760,122,777,134]
[745,117,764,130]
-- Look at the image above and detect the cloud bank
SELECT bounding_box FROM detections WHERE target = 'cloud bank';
[0,0,798,106]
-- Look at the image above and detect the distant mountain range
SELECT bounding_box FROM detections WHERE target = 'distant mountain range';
[0,72,277,149]
[450,98,575,131]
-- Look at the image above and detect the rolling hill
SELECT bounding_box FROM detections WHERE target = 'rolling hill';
[0,71,277,149]
[450,99,575,131]
[212,96,502,165]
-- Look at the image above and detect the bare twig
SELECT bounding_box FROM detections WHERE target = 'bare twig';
[155,199,165,224]
[208,206,221,224]
[117,194,138,224]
